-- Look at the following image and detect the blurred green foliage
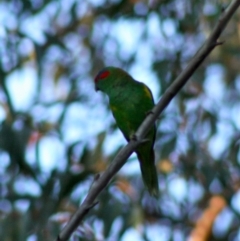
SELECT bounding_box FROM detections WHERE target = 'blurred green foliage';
[0,0,240,240]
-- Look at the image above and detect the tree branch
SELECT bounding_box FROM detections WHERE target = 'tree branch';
[56,0,240,240]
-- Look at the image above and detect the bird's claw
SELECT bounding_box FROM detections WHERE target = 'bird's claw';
[130,133,139,141]
[146,110,161,120]
[145,110,154,116]
[130,134,150,144]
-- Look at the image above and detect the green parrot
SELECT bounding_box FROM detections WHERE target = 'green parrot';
[94,66,159,197]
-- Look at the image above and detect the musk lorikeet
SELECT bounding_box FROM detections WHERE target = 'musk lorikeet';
[94,66,159,197]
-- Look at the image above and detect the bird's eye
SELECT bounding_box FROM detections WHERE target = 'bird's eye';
[95,70,110,82]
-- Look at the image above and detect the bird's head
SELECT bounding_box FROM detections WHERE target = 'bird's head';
[94,66,129,92]
[94,67,111,91]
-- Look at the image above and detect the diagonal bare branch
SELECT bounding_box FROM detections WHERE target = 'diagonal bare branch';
[56,0,240,240]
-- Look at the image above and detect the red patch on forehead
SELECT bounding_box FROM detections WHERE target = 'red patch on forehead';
[95,70,110,83]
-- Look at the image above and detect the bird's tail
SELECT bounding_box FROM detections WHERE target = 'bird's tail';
[137,149,159,197]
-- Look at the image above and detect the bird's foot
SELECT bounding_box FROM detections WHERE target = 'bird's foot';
[130,133,149,144]
[145,110,161,120]
[145,110,154,116]
[130,133,139,141]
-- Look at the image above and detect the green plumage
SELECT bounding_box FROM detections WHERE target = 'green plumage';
[94,66,159,197]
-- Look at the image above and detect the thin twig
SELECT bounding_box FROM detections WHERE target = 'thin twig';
[56,0,240,240]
